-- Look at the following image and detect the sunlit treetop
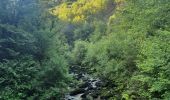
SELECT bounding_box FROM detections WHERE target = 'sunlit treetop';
[50,0,114,23]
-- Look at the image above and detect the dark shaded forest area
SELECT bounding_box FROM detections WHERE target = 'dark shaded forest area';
[0,0,170,100]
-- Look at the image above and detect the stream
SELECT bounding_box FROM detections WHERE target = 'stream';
[64,68,103,100]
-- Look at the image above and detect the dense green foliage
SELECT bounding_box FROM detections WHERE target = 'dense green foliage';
[53,0,170,99]
[0,0,70,99]
[0,0,170,99]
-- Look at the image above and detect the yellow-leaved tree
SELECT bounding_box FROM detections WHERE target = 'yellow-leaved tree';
[51,0,114,23]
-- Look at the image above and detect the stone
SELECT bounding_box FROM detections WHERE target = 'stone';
[70,88,86,96]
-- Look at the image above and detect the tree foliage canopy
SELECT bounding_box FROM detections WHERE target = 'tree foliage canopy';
[0,0,170,99]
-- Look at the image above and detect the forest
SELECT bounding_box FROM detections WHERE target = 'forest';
[0,0,170,100]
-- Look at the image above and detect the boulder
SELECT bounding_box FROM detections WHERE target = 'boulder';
[70,88,86,96]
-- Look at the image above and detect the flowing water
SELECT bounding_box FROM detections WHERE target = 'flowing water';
[65,72,102,100]
[65,93,84,100]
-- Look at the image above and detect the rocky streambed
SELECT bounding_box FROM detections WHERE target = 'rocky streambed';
[65,73,103,100]
[64,66,117,100]
[64,68,104,100]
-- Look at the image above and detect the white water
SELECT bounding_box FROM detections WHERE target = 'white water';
[65,93,84,100]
